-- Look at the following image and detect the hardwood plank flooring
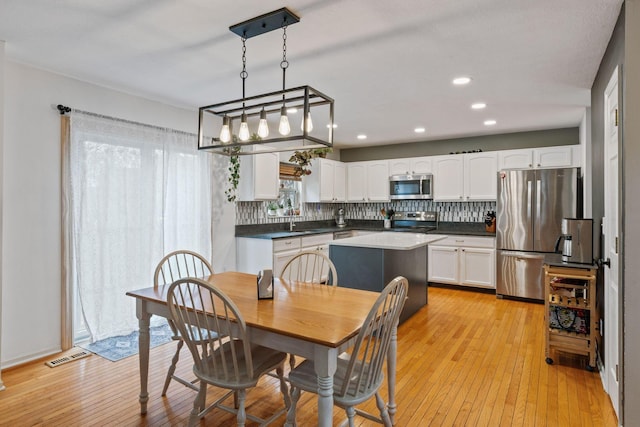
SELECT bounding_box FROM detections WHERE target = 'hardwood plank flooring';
[0,286,618,426]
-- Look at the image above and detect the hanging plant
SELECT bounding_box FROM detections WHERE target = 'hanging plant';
[224,134,264,202]
[289,147,332,176]
[224,145,241,202]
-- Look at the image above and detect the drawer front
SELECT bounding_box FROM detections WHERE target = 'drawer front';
[273,237,301,252]
[301,233,334,248]
[433,235,495,248]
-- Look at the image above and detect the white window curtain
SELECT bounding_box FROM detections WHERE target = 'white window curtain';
[64,112,212,342]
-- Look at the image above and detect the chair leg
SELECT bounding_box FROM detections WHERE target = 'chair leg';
[277,364,291,410]
[188,383,207,427]
[375,392,392,427]
[285,385,301,427]
[289,353,296,370]
[345,406,356,427]
[162,339,183,396]
[236,389,247,426]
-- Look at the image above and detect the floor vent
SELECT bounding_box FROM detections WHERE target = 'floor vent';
[45,349,92,368]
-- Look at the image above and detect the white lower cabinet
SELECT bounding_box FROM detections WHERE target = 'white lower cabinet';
[236,233,333,278]
[428,236,496,289]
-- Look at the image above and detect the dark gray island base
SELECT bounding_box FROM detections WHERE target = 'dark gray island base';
[329,244,427,324]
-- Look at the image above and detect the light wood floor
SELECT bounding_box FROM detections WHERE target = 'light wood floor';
[0,286,618,426]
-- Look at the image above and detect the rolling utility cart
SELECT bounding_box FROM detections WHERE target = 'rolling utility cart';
[543,261,598,371]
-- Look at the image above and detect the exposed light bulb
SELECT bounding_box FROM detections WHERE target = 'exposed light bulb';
[257,109,269,138]
[279,106,291,135]
[301,112,313,132]
[238,112,250,141]
[219,116,231,143]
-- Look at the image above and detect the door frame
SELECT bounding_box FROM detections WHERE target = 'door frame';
[603,64,622,419]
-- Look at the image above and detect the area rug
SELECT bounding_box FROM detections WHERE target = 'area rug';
[79,322,173,362]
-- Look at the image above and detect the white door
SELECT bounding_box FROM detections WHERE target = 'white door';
[347,162,367,202]
[603,66,620,417]
[464,152,497,200]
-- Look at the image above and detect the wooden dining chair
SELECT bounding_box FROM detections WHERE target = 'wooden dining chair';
[154,250,213,396]
[284,276,409,427]
[280,250,339,370]
[279,250,338,286]
[167,278,290,427]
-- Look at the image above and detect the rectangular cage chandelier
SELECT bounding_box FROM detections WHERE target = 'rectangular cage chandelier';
[197,8,334,156]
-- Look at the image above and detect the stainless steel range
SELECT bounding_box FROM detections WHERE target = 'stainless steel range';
[390,211,438,233]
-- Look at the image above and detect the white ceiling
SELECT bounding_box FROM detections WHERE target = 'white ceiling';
[0,0,623,148]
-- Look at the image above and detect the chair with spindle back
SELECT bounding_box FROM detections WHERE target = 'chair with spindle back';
[285,276,408,427]
[154,250,213,396]
[279,250,338,370]
[167,278,289,426]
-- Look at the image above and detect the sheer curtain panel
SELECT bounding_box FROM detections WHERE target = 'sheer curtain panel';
[64,113,212,342]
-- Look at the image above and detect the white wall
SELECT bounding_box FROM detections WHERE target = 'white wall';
[1,61,235,368]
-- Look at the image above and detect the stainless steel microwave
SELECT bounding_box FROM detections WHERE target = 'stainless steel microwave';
[389,174,433,200]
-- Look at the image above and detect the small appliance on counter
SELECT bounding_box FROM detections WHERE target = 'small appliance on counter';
[335,208,347,228]
[554,218,593,264]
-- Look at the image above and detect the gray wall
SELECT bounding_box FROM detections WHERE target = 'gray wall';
[623,1,640,426]
[339,127,578,162]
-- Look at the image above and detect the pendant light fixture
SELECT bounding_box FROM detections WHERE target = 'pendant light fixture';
[197,7,334,156]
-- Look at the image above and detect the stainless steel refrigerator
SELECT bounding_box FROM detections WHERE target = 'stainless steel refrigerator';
[496,168,580,299]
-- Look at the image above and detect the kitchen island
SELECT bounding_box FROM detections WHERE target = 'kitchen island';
[329,233,446,323]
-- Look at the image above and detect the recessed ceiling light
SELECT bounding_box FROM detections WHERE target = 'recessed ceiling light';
[484,119,497,126]
[471,103,486,110]
[453,76,472,85]
[414,127,426,133]
[287,107,298,114]
[357,134,367,140]
[326,123,338,128]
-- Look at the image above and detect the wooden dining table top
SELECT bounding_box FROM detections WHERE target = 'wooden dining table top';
[127,271,381,348]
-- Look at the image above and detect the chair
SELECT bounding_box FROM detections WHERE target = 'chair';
[285,276,409,427]
[167,278,290,426]
[279,250,338,286]
[279,250,338,369]
[154,250,213,396]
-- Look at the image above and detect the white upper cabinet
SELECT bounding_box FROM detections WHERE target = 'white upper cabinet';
[237,149,279,201]
[432,155,464,201]
[304,158,346,203]
[498,145,579,170]
[347,160,389,202]
[433,152,497,201]
[389,156,432,175]
[464,152,497,200]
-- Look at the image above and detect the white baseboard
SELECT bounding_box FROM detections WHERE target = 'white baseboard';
[1,346,62,370]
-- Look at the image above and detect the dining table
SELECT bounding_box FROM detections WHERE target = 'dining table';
[126,271,400,427]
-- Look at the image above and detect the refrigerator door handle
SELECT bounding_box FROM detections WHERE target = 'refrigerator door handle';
[527,180,533,222]
[536,179,542,220]
[501,252,545,261]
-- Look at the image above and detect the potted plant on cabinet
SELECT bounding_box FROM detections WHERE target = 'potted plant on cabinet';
[289,147,332,176]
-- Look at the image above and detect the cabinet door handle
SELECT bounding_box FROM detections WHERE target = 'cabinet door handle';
[285,241,292,245]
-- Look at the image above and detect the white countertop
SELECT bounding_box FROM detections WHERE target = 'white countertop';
[329,232,448,250]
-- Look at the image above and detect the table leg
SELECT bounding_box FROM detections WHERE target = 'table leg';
[314,347,338,427]
[136,299,151,414]
[387,323,398,424]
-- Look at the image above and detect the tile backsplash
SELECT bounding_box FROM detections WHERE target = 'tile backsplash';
[236,200,496,225]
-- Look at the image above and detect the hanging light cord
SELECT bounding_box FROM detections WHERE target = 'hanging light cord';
[281,23,288,101]
[241,34,248,107]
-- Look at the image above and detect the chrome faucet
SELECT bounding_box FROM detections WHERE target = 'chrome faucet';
[289,218,296,232]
